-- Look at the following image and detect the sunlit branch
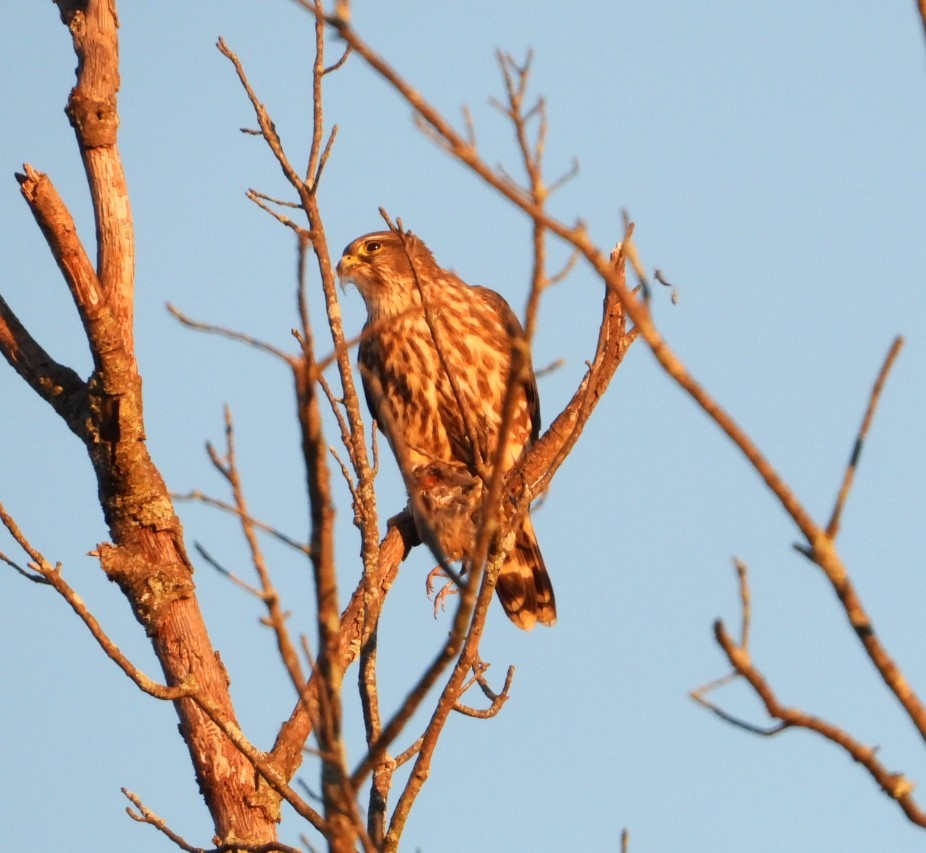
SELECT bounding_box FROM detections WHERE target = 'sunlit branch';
[711,618,926,828]
[826,335,904,538]
[0,501,193,701]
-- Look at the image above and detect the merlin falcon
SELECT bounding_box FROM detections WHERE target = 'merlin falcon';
[338,230,556,630]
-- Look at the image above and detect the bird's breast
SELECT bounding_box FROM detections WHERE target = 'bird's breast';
[359,290,529,471]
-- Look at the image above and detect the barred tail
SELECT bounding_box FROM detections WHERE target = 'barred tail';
[495,514,557,630]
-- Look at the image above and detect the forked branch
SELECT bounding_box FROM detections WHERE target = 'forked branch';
[0,502,192,701]
[694,561,926,829]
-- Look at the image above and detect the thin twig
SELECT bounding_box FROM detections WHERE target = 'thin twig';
[220,406,306,683]
[0,549,49,583]
[249,188,302,209]
[247,189,306,232]
[826,336,904,538]
[621,208,649,295]
[453,664,514,718]
[693,560,926,827]
[393,737,423,768]
[534,357,565,378]
[195,541,264,598]
[323,44,352,75]
[547,157,580,195]
[548,249,580,287]
[311,125,339,189]
[734,558,751,649]
[173,490,311,555]
[167,303,296,364]
[690,560,759,723]
[217,37,305,191]
[122,789,305,853]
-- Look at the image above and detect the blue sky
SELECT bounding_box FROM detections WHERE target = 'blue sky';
[2,3,926,851]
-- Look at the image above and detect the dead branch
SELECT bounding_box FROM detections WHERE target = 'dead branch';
[247,189,307,233]
[292,315,362,848]
[0,501,193,701]
[15,165,114,364]
[0,549,49,584]
[195,541,265,598]
[55,0,135,343]
[695,561,926,828]
[359,623,388,846]
[173,490,311,555]
[0,294,88,432]
[711,618,926,827]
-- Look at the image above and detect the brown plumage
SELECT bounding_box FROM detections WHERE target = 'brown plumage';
[337,230,556,630]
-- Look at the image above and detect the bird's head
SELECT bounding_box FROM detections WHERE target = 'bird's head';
[337,230,435,318]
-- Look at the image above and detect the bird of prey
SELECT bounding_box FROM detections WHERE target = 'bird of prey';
[337,230,556,630]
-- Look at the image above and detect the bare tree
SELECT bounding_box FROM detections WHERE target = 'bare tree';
[2,2,629,849]
[1,2,924,851]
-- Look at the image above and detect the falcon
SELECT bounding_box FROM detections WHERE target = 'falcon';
[337,230,556,630]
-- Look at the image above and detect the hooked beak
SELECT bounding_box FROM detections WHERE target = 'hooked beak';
[336,253,360,291]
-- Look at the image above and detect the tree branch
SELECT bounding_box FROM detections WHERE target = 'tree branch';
[14,165,118,372]
[268,516,417,780]
[712,618,926,828]
[55,0,135,348]
[0,501,192,701]
[4,4,286,845]
[0,293,88,435]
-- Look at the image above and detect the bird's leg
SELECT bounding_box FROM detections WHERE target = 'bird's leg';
[426,563,465,617]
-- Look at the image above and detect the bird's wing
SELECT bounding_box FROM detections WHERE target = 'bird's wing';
[357,335,387,435]
[472,285,541,444]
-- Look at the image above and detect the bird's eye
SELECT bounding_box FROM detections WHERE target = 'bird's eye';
[364,240,382,253]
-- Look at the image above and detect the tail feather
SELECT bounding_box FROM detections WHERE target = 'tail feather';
[495,515,556,630]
